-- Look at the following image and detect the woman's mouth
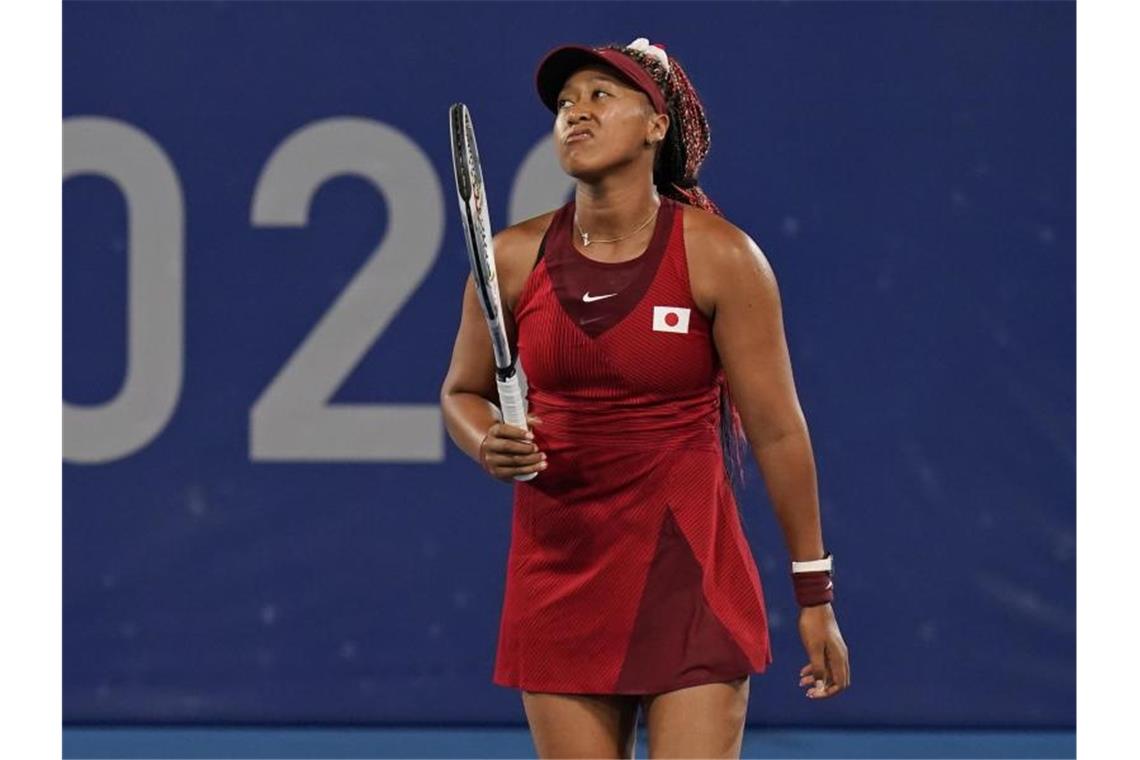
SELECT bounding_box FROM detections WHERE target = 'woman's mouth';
[565,130,593,144]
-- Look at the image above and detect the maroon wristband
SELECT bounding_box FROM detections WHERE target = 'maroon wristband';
[792,570,834,607]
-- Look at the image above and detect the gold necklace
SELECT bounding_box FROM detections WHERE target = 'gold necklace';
[574,205,659,247]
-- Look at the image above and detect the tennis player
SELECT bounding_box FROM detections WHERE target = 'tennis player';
[441,37,850,759]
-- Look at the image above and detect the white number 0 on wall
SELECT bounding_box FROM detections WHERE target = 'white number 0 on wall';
[63,117,185,464]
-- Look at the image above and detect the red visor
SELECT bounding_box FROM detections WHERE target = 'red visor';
[535,45,668,115]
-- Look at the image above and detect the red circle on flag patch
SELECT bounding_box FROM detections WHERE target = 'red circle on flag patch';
[664,312,679,327]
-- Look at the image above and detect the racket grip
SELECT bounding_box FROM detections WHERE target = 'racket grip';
[497,374,536,482]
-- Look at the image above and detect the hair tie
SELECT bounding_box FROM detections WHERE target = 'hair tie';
[625,37,670,74]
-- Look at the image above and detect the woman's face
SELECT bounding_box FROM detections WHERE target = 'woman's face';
[553,64,667,182]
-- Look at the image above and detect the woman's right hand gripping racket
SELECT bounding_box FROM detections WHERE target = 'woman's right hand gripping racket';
[449,103,536,482]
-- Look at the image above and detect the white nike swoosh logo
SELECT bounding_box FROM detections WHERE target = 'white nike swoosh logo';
[582,291,618,303]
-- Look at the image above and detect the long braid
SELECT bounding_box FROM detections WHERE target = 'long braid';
[602,44,750,497]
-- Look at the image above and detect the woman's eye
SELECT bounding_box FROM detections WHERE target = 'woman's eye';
[557,91,607,109]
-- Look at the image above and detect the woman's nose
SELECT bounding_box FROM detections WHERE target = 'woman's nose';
[565,105,592,124]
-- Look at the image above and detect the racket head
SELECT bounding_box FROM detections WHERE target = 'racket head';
[448,103,513,371]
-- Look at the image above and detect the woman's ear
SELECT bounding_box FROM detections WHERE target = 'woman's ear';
[642,100,669,145]
[651,112,669,144]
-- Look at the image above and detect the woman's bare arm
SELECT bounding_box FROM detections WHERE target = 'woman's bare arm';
[691,211,849,698]
[697,219,826,562]
[440,219,548,469]
[440,270,505,462]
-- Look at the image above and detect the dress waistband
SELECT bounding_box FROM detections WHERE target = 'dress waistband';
[526,390,722,448]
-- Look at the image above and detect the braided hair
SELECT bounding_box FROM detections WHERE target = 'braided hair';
[601,43,749,496]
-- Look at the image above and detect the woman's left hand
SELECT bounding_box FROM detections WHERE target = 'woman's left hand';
[797,603,850,699]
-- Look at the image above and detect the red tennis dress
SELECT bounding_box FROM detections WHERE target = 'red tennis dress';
[492,196,773,694]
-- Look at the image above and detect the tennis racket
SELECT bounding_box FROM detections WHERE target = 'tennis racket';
[448,102,535,482]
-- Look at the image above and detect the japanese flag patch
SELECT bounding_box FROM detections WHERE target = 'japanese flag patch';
[652,306,691,334]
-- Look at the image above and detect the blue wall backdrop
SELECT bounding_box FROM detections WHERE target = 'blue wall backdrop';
[63,0,1075,727]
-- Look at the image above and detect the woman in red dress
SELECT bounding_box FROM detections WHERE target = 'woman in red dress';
[442,37,850,759]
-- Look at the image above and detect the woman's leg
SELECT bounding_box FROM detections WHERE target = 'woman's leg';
[522,690,641,759]
[639,676,750,759]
